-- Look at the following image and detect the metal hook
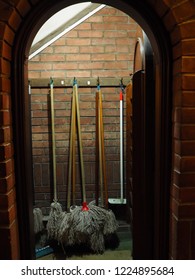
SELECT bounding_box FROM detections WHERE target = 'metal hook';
[97,77,100,90]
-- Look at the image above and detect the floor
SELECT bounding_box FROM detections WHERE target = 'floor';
[36,220,132,260]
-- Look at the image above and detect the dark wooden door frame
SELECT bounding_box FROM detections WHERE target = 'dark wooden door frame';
[12,0,172,259]
[132,34,156,259]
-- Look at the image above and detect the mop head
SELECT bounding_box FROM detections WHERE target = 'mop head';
[58,203,118,253]
[47,201,66,240]
[33,207,44,234]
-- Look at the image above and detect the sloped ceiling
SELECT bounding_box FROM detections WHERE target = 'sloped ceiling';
[29,2,105,59]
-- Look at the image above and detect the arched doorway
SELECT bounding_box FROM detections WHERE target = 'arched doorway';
[12,0,172,259]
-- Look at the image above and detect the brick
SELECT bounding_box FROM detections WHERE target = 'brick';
[54,46,79,54]
[76,22,91,30]
[66,70,91,78]
[181,125,195,140]
[182,91,195,107]
[79,46,104,53]
[0,77,11,93]
[8,9,22,31]
[0,2,13,21]
[0,219,20,259]
[0,143,13,160]
[53,62,78,70]
[91,37,115,45]
[86,15,103,23]
[174,170,195,188]
[103,16,128,23]
[0,174,15,194]
[0,204,16,224]
[177,220,191,259]
[175,108,195,123]
[78,30,103,38]
[176,140,195,156]
[28,63,52,71]
[92,23,118,30]
[175,155,195,172]
[16,0,31,17]
[65,38,91,46]
[40,54,65,62]
[0,111,11,126]
[0,188,15,208]
[180,20,195,39]
[66,54,90,62]
[182,74,195,90]
[179,204,195,219]
[0,23,15,45]
[0,41,12,60]
[78,61,104,70]
[0,58,11,75]
[0,159,14,177]
[182,39,195,55]
[0,127,12,143]
[0,94,10,110]
[172,1,195,23]
[91,53,115,61]
[179,187,195,204]
[181,57,195,73]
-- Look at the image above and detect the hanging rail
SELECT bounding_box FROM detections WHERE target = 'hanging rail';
[29,77,132,88]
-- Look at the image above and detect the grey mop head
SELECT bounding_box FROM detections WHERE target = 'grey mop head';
[58,204,118,253]
[88,204,118,235]
[58,212,74,245]
[47,201,65,240]
[33,207,44,234]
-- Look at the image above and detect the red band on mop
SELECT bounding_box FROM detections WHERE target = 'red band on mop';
[82,202,89,211]
[120,92,123,101]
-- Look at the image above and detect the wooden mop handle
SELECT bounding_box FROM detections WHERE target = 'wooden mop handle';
[99,88,108,208]
[50,78,57,202]
[67,88,76,209]
[74,82,86,203]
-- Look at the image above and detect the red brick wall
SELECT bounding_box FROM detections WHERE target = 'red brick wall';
[0,0,195,259]
[28,6,139,213]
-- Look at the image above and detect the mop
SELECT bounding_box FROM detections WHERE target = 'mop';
[29,81,44,235]
[47,78,66,241]
[58,79,116,253]
[33,208,44,234]
[58,79,103,251]
[95,81,118,236]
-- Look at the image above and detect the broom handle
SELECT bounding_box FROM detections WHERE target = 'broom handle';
[120,90,124,203]
[67,89,75,209]
[74,83,86,203]
[98,88,104,207]
[72,87,76,205]
[99,88,108,208]
[50,78,57,202]
[95,92,99,205]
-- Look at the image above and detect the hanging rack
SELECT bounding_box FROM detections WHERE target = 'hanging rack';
[29,77,132,88]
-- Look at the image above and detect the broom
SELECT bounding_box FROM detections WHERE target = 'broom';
[47,78,66,241]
